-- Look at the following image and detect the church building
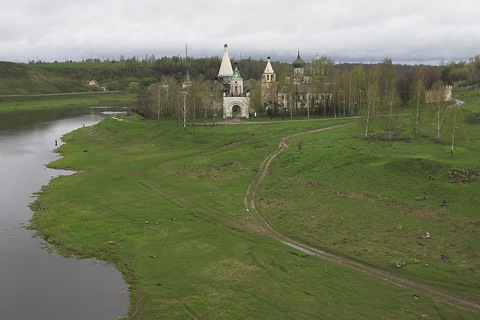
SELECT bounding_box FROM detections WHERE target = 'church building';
[262,50,322,114]
[217,44,250,118]
[261,56,277,107]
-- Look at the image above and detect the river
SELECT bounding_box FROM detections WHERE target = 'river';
[0,107,129,320]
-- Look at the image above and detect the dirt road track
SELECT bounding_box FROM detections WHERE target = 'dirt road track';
[243,123,480,314]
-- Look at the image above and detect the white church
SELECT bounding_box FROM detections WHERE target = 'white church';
[217,44,250,118]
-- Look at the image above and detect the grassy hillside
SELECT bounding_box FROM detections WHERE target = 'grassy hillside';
[0,61,137,111]
[30,106,479,319]
[0,61,147,95]
[29,61,139,91]
[258,113,480,300]
[0,61,89,94]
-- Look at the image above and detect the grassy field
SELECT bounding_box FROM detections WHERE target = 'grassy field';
[255,90,480,300]
[0,91,135,113]
[29,91,479,319]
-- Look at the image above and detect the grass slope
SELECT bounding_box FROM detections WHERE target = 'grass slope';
[30,113,478,319]
[0,61,141,95]
[29,61,138,91]
[257,90,480,302]
[0,61,89,94]
[0,92,135,113]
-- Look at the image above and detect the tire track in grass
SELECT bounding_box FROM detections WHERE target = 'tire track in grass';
[244,122,480,314]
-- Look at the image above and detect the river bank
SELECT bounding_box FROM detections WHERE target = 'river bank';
[0,91,134,113]
[29,112,479,319]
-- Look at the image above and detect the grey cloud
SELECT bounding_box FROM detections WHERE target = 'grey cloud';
[1,0,479,64]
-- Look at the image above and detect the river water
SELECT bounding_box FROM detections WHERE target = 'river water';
[0,107,129,320]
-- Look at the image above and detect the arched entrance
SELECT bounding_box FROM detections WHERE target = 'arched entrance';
[223,96,250,118]
[232,105,241,117]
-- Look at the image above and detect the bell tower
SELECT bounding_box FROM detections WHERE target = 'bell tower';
[261,56,277,107]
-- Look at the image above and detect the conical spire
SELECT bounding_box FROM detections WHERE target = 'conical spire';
[264,56,274,74]
[218,44,234,78]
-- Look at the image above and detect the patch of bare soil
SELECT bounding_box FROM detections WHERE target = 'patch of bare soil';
[218,140,247,149]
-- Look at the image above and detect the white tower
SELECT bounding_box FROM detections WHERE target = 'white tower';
[217,44,234,88]
[218,44,250,119]
[261,56,277,107]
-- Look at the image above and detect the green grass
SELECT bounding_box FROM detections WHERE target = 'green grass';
[0,92,135,113]
[0,61,90,94]
[257,90,480,302]
[29,107,479,319]
[0,61,146,94]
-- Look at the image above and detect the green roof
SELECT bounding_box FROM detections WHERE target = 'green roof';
[292,52,305,68]
[231,65,242,81]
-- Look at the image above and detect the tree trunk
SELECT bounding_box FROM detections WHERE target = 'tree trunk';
[436,108,441,143]
[414,95,419,139]
[365,107,370,139]
[450,108,457,157]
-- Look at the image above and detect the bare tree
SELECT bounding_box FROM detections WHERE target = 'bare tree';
[430,80,449,143]
[412,68,426,139]
[387,87,400,139]
[363,75,380,139]
[179,90,189,130]
[449,105,460,157]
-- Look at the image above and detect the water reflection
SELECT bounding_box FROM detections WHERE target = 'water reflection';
[0,106,129,320]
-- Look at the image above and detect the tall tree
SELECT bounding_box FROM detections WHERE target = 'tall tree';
[430,80,449,143]
[379,58,395,103]
[387,87,400,139]
[311,55,335,116]
[151,83,164,125]
[351,65,366,116]
[363,68,380,139]
[412,67,426,139]
[448,105,462,157]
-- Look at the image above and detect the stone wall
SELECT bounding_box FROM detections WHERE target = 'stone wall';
[425,85,452,103]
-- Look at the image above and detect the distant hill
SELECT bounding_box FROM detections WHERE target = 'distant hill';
[0,62,90,95]
[0,58,449,97]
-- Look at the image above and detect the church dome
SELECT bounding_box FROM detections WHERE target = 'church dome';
[231,63,242,81]
[292,51,305,68]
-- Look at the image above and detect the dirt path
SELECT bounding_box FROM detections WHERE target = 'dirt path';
[243,123,480,314]
[197,115,359,126]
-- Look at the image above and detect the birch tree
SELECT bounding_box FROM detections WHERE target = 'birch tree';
[379,58,395,104]
[449,105,461,157]
[430,80,449,143]
[387,86,400,139]
[346,65,366,116]
[412,68,426,139]
[179,90,189,130]
[311,55,334,116]
[363,70,380,139]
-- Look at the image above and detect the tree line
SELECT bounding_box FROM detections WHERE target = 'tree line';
[131,54,477,153]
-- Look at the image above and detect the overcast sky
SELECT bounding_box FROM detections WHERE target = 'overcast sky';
[2,0,479,65]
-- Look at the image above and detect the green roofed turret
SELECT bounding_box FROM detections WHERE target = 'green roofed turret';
[292,50,305,68]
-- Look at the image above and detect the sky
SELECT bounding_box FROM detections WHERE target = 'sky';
[2,0,480,65]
